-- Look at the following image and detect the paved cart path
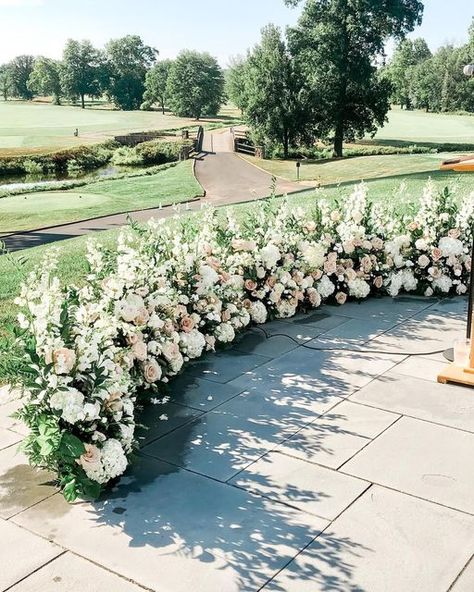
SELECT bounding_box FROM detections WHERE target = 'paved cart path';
[2,129,312,252]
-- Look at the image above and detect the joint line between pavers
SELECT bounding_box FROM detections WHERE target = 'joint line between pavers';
[255,483,375,592]
[447,552,474,591]
[336,475,474,518]
[2,549,68,592]
[5,488,61,522]
[335,413,404,472]
[347,397,474,436]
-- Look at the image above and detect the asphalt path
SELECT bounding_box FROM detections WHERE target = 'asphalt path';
[2,129,312,252]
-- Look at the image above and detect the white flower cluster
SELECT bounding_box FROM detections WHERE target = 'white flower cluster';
[15,182,473,497]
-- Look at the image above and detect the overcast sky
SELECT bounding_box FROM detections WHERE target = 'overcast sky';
[0,0,472,66]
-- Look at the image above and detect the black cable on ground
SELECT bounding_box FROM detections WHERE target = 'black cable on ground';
[251,325,446,357]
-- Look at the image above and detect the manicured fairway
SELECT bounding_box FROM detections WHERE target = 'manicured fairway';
[0,101,239,153]
[0,161,202,232]
[369,106,474,146]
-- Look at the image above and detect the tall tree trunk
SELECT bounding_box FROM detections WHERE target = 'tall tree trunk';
[334,2,349,159]
[283,129,289,159]
[80,93,85,109]
[334,120,344,158]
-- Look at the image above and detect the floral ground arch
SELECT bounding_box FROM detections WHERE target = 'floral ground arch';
[13,182,473,500]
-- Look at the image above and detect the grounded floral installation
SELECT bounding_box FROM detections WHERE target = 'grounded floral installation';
[12,182,473,501]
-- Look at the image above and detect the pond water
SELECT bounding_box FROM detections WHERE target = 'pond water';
[0,164,141,192]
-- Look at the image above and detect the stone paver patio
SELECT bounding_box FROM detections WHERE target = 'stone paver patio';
[1,296,474,591]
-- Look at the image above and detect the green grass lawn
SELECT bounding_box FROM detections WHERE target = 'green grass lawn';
[368,106,474,146]
[243,153,474,203]
[0,160,203,233]
[244,152,457,183]
[0,101,241,154]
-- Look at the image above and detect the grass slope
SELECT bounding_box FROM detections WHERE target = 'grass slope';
[243,153,474,205]
[0,160,202,233]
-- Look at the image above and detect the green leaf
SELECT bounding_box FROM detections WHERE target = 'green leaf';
[62,477,78,503]
[80,477,101,500]
[59,433,86,460]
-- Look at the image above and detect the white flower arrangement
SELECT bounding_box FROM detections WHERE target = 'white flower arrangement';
[13,182,473,501]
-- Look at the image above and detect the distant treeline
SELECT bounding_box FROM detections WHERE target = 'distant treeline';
[384,25,474,113]
[0,35,225,119]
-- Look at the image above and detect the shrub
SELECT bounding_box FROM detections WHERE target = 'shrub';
[111,146,144,166]
[23,159,44,175]
[0,142,117,177]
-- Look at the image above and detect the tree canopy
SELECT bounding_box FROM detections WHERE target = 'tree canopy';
[286,0,424,156]
[28,57,63,104]
[386,38,431,109]
[242,25,308,157]
[142,59,173,113]
[9,55,35,100]
[104,35,158,110]
[166,50,225,119]
[61,39,103,108]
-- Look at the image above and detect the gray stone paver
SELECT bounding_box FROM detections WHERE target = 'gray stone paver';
[451,557,474,591]
[0,447,56,519]
[277,400,400,469]
[233,330,299,358]
[165,375,243,411]
[0,393,29,436]
[141,401,307,481]
[250,319,329,342]
[343,416,474,514]
[8,552,146,592]
[351,372,474,432]
[186,350,271,383]
[0,517,61,590]
[230,451,370,520]
[261,486,474,592]
[366,308,466,354]
[0,427,21,451]
[13,455,327,592]
[2,296,472,592]
[135,401,203,447]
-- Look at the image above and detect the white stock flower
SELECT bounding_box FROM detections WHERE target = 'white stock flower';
[302,243,326,269]
[260,244,281,269]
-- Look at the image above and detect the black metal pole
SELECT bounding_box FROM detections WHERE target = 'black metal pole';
[466,226,474,339]
[443,226,474,362]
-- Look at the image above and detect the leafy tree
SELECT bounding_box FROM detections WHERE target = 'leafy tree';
[409,58,442,112]
[0,65,13,101]
[142,59,172,113]
[226,56,248,115]
[285,0,424,156]
[104,35,158,110]
[28,57,63,104]
[166,50,225,119]
[243,25,308,157]
[61,39,102,108]
[387,38,431,109]
[9,55,35,100]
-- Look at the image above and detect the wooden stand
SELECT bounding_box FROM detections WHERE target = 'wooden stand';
[437,314,474,387]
